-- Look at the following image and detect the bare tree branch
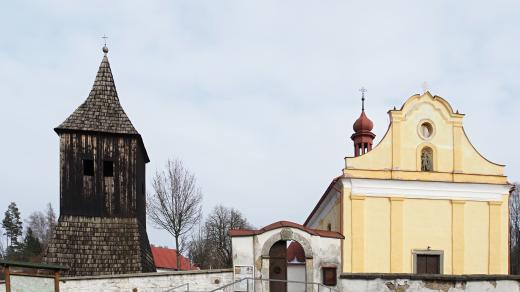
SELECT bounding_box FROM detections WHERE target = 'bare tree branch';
[510,183,520,274]
[147,158,203,270]
[189,205,250,269]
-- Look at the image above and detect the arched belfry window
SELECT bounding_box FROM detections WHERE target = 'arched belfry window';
[421,147,434,172]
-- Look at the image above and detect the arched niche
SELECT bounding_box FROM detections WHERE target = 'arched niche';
[416,142,437,172]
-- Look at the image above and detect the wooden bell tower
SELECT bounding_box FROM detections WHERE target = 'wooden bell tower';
[43,46,155,276]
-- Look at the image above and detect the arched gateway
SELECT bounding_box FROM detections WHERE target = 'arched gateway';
[230,221,343,292]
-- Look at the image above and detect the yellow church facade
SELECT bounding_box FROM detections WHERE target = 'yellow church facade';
[305,92,511,275]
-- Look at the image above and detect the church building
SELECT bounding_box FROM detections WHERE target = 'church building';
[43,46,155,276]
[304,92,511,275]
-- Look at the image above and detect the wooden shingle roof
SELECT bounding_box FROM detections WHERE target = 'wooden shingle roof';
[55,53,138,135]
[43,216,156,276]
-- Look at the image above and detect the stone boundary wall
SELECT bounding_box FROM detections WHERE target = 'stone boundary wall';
[60,269,233,292]
[340,273,520,292]
[4,272,520,291]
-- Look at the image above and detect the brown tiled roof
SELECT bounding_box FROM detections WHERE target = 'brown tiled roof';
[228,221,344,239]
[55,54,138,135]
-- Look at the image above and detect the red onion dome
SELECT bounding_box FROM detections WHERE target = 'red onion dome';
[353,111,374,132]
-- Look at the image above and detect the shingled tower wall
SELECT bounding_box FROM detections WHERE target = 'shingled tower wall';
[43,47,156,276]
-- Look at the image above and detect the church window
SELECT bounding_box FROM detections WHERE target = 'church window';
[322,267,337,286]
[103,161,114,177]
[83,159,94,176]
[413,250,443,274]
[421,147,433,172]
[416,254,440,274]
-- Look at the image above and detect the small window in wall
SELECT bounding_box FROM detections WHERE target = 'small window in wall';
[420,122,433,139]
[83,159,94,176]
[413,251,443,274]
[327,223,332,231]
[322,267,337,286]
[103,161,114,177]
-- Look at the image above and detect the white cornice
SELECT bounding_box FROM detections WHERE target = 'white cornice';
[344,178,509,201]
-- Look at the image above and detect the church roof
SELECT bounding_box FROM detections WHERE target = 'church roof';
[55,53,139,135]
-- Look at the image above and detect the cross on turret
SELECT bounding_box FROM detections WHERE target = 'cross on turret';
[359,87,367,111]
[351,87,375,157]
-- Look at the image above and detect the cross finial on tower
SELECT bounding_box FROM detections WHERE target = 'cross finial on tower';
[359,87,367,111]
[421,81,429,93]
[102,35,109,54]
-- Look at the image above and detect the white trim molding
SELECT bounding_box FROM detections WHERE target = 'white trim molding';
[345,178,509,201]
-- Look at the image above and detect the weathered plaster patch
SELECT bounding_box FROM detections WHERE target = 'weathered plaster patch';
[385,281,410,292]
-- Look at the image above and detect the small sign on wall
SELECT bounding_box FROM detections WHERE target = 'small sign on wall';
[233,265,254,291]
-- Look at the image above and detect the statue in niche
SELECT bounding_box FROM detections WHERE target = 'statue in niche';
[421,148,433,171]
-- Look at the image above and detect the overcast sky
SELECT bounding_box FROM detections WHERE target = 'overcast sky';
[1,1,519,247]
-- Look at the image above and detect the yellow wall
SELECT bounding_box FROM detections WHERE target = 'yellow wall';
[341,194,509,274]
[464,201,489,273]
[317,199,341,232]
[403,199,453,274]
[364,197,390,272]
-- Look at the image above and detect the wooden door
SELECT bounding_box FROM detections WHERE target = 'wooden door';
[269,241,287,292]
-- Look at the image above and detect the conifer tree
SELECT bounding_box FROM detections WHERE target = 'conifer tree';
[22,228,42,262]
[2,202,23,250]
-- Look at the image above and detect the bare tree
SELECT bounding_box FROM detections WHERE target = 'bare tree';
[26,212,46,242]
[510,183,520,274]
[25,203,57,251]
[187,225,209,269]
[148,159,203,270]
[0,226,4,259]
[190,205,250,269]
[45,203,57,237]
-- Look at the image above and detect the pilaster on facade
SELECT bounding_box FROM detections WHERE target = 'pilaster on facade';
[390,197,404,272]
[351,195,366,272]
[451,200,465,274]
[488,201,503,274]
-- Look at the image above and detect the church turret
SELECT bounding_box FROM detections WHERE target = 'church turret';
[44,46,155,276]
[351,88,375,156]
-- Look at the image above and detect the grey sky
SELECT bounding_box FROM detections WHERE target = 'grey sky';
[1,1,519,247]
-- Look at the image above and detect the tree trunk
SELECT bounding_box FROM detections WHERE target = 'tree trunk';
[175,235,181,271]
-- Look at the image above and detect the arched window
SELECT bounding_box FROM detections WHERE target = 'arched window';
[421,147,433,172]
